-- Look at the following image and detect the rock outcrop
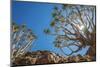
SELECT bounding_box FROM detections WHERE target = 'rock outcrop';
[12,50,95,66]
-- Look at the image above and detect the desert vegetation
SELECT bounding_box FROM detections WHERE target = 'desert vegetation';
[44,4,96,60]
[11,3,96,67]
[11,23,37,63]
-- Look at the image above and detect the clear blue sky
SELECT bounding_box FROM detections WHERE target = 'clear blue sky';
[12,1,89,56]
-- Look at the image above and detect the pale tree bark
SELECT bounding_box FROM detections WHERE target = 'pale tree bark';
[11,23,37,62]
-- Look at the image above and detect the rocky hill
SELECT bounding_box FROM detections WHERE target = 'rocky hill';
[12,50,94,66]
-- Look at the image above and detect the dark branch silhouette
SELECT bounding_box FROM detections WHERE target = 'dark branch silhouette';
[44,5,96,60]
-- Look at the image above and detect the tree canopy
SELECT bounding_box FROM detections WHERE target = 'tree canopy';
[44,4,96,58]
[11,22,37,62]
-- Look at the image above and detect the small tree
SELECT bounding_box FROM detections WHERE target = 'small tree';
[11,22,37,62]
[44,4,96,59]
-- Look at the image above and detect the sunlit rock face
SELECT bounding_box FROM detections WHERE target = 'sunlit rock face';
[12,50,62,66]
[12,50,95,66]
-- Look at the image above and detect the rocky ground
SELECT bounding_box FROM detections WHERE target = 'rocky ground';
[12,50,95,66]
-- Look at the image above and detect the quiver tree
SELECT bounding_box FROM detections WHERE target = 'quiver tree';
[44,4,96,60]
[11,22,37,62]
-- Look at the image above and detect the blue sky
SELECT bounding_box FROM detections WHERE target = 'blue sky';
[12,1,89,56]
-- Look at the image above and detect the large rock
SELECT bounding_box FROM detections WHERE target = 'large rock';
[12,50,94,66]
